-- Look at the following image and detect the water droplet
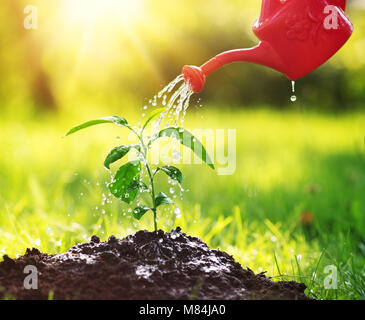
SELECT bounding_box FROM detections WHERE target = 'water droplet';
[174,206,181,218]
[172,150,182,162]
[290,81,297,102]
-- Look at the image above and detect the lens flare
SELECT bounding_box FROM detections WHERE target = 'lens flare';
[62,0,144,26]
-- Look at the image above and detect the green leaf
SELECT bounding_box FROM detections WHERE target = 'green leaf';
[156,128,215,169]
[108,161,141,204]
[142,108,166,130]
[158,165,183,184]
[132,206,151,220]
[104,145,132,169]
[64,116,128,137]
[126,179,149,193]
[155,192,174,207]
[104,144,141,170]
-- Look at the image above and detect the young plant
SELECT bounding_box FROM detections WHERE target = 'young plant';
[65,109,214,231]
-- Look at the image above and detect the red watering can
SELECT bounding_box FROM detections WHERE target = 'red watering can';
[182,0,353,93]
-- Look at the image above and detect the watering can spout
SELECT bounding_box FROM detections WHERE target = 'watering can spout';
[182,0,353,93]
[183,41,285,93]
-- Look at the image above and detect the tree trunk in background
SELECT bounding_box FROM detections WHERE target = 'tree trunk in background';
[9,0,57,110]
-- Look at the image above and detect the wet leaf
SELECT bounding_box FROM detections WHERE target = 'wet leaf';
[126,179,149,193]
[104,145,132,169]
[158,165,183,184]
[155,128,214,169]
[155,192,174,207]
[108,161,141,204]
[132,206,151,220]
[64,116,128,136]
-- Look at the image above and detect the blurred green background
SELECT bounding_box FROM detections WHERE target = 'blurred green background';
[0,0,364,299]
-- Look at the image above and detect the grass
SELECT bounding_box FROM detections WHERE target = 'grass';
[0,104,364,300]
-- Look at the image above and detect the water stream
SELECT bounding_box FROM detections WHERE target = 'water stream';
[144,75,194,134]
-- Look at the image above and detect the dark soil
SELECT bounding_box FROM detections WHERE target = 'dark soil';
[0,228,308,300]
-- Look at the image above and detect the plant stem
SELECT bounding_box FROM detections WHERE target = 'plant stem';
[135,130,158,232]
[146,163,157,232]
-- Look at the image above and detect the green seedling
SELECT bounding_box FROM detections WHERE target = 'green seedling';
[65,109,214,231]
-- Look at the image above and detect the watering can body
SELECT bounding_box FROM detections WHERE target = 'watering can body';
[183,0,353,93]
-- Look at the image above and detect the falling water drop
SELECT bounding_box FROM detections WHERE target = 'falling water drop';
[174,206,181,218]
[290,80,297,103]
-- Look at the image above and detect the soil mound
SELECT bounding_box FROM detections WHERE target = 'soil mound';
[0,228,308,300]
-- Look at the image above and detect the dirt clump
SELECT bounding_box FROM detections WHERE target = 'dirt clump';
[0,228,308,300]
